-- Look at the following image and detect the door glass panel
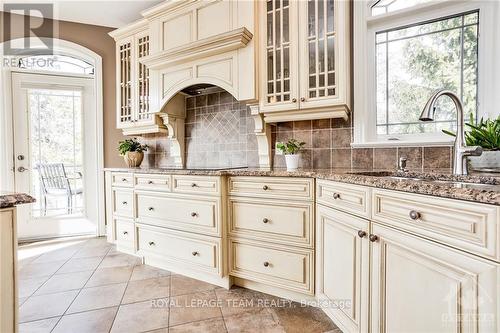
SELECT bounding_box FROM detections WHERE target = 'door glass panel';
[307,0,337,100]
[28,89,84,218]
[119,42,132,123]
[137,35,151,121]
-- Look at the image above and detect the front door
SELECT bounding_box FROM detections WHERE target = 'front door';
[12,72,98,240]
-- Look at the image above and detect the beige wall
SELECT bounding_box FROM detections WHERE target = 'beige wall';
[1,12,124,167]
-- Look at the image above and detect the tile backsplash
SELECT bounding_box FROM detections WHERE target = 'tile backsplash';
[138,88,451,171]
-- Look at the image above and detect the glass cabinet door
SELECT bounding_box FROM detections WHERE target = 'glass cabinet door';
[135,33,151,123]
[263,0,298,110]
[302,0,336,102]
[118,39,133,126]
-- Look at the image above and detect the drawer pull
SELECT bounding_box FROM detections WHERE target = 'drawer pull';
[123,231,128,235]
[357,230,366,238]
[409,210,421,220]
[122,201,128,205]
[148,241,155,246]
[332,193,341,199]
[262,218,269,224]
[121,178,128,182]
[262,185,269,190]
[191,212,198,217]
[192,251,199,256]
[263,261,270,267]
[148,180,154,184]
[191,183,198,187]
[369,234,378,242]
[148,207,154,211]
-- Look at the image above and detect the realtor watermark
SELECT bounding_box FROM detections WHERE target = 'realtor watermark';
[2,3,54,55]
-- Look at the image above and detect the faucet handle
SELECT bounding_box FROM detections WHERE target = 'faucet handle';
[398,157,408,172]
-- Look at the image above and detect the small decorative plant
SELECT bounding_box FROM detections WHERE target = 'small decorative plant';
[276,139,306,171]
[118,138,148,167]
[443,114,500,172]
[443,114,500,150]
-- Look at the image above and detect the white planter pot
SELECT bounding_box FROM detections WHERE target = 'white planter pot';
[467,150,500,173]
[285,154,300,171]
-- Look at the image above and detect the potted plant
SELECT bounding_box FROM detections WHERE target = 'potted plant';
[443,114,500,172]
[276,138,306,171]
[118,138,148,168]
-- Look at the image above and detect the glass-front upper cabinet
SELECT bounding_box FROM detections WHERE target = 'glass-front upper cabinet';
[117,37,133,127]
[260,0,351,120]
[135,31,151,125]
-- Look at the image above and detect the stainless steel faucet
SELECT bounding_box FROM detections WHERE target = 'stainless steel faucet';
[419,89,482,175]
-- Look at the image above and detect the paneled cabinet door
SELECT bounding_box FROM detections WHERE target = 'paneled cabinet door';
[260,0,299,112]
[134,31,152,126]
[299,0,350,110]
[116,36,134,128]
[370,223,499,333]
[316,205,369,333]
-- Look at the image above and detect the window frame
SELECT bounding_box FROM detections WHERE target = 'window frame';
[352,0,499,148]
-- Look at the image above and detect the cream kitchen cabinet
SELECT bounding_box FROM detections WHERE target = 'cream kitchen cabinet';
[259,0,351,122]
[316,180,500,333]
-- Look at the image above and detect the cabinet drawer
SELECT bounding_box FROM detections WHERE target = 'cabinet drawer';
[228,198,314,248]
[372,189,500,261]
[316,180,371,218]
[136,193,220,236]
[229,239,314,294]
[135,174,171,192]
[172,175,221,196]
[228,176,313,201]
[112,189,134,218]
[115,219,135,250]
[137,225,221,274]
[111,172,133,188]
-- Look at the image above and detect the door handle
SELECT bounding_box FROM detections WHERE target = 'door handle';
[17,166,28,172]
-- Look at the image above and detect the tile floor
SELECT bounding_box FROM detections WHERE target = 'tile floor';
[17,237,340,333]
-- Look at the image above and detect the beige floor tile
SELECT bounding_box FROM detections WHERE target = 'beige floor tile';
[30,247,79,264]
[19,290,79,323]
[73,245,111,259]
[224,308,286,333]
[52,307,118,333]
[18,316,60,333]
[130,264,171,281]
[110,299,169,333]
[215,287,277,318]
[19,276,50,298]
[99,253,142,269]
[169,318,227,333]
[169,290,222,327]
[170,274,218,296]
[67,283,127,314]
[19,297,28,306]
[57,256,103,274]
[272,303,338,333]
[122,276,170,304]
[18,260,67,280]
[85,266,133,287]
[34,270,93,295]
[143,328,168,333]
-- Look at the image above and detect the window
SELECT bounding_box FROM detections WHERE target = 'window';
[376,11,478,136]
[18,55,95,75]
[353,0,498,146]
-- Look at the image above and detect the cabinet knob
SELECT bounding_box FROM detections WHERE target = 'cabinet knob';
[122,201,128,205]
[192,251,199,256]
[148,241,155,246]
[369,234,378,242]
[191,212,198,217]
[121,178,128,182]
[300,97,305,102]
[148,180,154,184]
[262,218,269,223]
[357,230,366,238]
[123,231,128,235]
[191,183,197,187]
[262,185,269,190]
[332,193,341,199]
[409,210,421,220]
[263,261,270,267]
[292,98,297,103]
[148,207,154,211]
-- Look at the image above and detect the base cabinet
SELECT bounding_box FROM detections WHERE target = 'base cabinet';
[0,208,18,333]
[370,223,499,333]
[316,205,369,333]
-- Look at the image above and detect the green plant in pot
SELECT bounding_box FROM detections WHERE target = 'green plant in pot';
[443,114,500,172]
[118,138,148,168]
[276,139,306,171]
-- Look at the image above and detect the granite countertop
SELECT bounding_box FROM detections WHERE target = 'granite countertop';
[104,167,500,206]
[0,192,36,208]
